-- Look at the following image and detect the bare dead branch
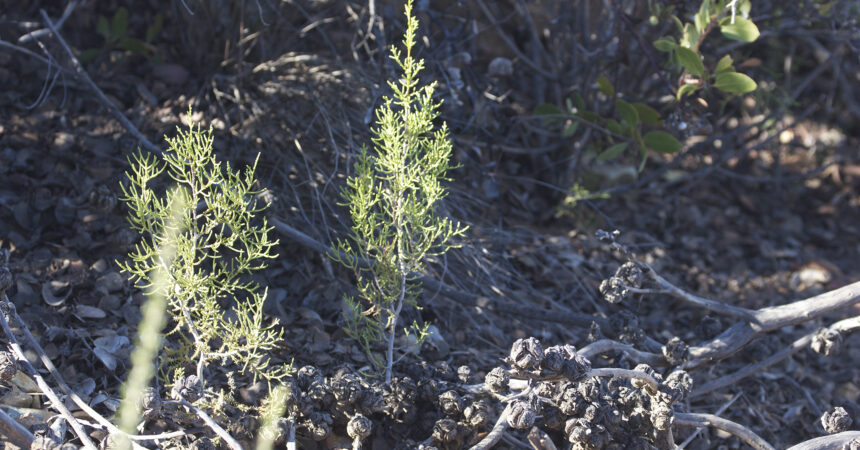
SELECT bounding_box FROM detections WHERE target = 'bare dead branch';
[39,9,161,155]
[692,316,860,397]
[674,413,776,450]
[469,404,510,450]
[170,399,242,450]
[647,271,758,321]
[786,431,860,450]
[0,298,99,450]
[18,0,78,43]
[579,339,665,366]
[684,282,860,369]
[0,407,35,448]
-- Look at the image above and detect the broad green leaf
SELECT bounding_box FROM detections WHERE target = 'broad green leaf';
[578,111,602,123]
[681,23,700,49]
[119,37,149,55]
[79,48,101,63]
[677,82,700,100]
[97,16,110,40]
[738,0,751,17]
[653,38,677,53]
[597,75,615,97]
[715,54,734,73]
[615,99,639,127]
[643,130,682,154]
[607,119,623,135]
[699,0,713,18]
[146,14,163,43]
[534,103,564,128]
[534,103,563,116]
[719,17,759,42]
[598,142,628,161]
[713,72,757,93]
[672,15,684,34]
[633,103,662,126]
[676,46,705,77]
[571,91,586,112]
[562,121,579,138]
[694,0,711,33]
[111,7,129,39]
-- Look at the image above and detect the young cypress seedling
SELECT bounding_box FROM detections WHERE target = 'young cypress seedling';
[117,111,287,387]
[333,0,467,383]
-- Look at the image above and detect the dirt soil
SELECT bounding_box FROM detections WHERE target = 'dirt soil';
[0,0,858,449]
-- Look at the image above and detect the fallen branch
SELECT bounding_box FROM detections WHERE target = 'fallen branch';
[684,282,860,369]
[0,298,99,450]
[0,407,35,448]
[692,315,860,397]
[2,293,207,444]
[786,431,860,450]
[579,339,665,366]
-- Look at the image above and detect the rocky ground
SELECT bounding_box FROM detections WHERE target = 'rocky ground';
[0,0,858,448]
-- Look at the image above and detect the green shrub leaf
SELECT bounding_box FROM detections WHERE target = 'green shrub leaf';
[615,99,639,127]
[633,103,662,126]
[713,72,757,93]
[676,46,705,77]
[643,130,682,154]
[562,121,579,138]
[111,7,128,39]
[534,103,564,128]
[653,38,677,52]
[719,17,760,42]
[715,54,734,73]
[598,142,628,161]
[597,75,615,97]
[677,82,701,100]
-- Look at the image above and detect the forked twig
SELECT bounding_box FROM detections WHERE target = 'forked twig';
[38,9,161,154]
[0,298,99,449]
[169,399,243,450]
[692,316,860,397]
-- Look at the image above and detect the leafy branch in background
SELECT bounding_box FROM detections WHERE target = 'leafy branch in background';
[332,0,467,384]
[80,7,163,63]
[535,76,682,176]
[117,112,287,387]
[651,0,760,98]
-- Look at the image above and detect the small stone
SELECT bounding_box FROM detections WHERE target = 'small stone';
[821,407,852,434]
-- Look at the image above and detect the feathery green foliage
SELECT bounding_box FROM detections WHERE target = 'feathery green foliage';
[118,112,287,386]
[333,0,467,383]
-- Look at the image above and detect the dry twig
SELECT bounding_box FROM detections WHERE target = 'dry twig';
[39,9,161,154]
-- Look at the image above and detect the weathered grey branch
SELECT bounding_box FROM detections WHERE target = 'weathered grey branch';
[469,405,510,450]
[0,407,35,448]
[0,299,99,450]
[674,413,775,450]
[692,316,860,397]
[579,339,665,366]
[683,282,860,369]
[786,431,860,450]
